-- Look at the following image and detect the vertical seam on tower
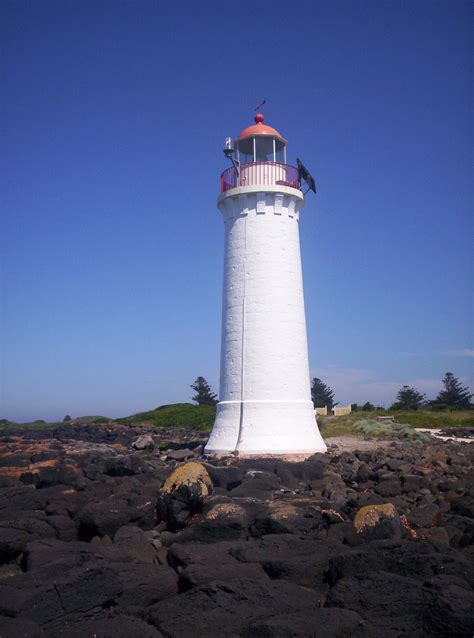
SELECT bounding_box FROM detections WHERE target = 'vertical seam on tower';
[235,211,248,452]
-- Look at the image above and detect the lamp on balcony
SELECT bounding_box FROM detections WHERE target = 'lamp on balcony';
[223,136,240,182]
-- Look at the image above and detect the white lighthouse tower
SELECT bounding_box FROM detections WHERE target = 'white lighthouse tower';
[205,113,326,457]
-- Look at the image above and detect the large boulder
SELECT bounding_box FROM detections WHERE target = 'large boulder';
[76,499,138,541]
[406,503,442,529]
[353,503,401,541]
[0,517,55,564]
[249,499,323,537]
[131,435,155,451]
[156,462,212,531]
[374,478,402,497]
[169,499,254,543]
[228,471,281,499]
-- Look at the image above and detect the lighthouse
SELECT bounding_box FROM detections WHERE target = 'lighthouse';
[205,113,327,457]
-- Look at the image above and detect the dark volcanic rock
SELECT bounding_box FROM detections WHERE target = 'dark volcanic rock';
[147,579,347,638]
[180,560,268,591]
[353,503,402,541]
[229,534,345,589]
[326,570,423,637]
[228,471,281,499]
[59,615,164,638]
[104,455,146,477]
[19,464,85,490]
[327,539,474,587]
[0,425,472,637]
[422,575,474,637]
[111,562,178,608]
[45,514,77,542]
[0,616,45,637]
[402,474,431,493]
[0,517,55,564]
[204,465,243,491]
[156,462,213,531]
[374,478,402,496]
[239,608,364,637]
[407,503,442,529]
[249,499,324,537]
[76,499,139,540]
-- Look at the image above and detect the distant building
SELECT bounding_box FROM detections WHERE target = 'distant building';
[333,405,352,417]
[315,407,328,416]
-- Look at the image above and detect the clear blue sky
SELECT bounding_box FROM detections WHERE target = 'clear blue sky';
[2,0,472,421]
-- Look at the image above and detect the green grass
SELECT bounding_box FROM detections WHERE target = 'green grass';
[317,417,356,437]
[0,419,64,431]
[389,410,474,428]
[117,403,216,432]
[318,409,473,439]
[0,415,113,430]
[71,416,113,424]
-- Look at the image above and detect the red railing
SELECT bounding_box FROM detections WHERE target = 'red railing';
[220,161,301,193]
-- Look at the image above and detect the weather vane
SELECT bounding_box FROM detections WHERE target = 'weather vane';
[255,98,266,111]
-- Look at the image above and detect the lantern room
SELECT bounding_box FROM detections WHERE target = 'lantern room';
[236,113,287,164]
[221,114,300,193]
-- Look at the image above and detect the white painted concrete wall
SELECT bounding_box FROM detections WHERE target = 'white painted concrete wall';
[333,405,352,416]
[205,185,326,456]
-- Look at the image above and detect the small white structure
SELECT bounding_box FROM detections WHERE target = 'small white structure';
[205,114,326,457]
[333,405,352,417]
[315,407,328,416]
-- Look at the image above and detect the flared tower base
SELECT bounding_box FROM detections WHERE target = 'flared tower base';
[204,399,327,458]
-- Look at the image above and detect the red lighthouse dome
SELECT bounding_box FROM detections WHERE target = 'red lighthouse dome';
[238,113,286,142]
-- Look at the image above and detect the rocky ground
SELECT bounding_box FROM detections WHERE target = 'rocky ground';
[0,423,473,637]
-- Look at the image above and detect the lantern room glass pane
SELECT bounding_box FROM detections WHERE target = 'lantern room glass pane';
[238,137,254,164]
[255,137,274,162]
[275,139,285,163]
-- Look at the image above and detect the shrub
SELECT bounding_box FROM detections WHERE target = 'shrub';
[352,419,432,442]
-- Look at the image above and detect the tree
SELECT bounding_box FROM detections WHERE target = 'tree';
[361,402,375,411]
[191,376,218,406]
[311,378,337,409]
[391,385,426,411]
[350,403,359,412]
[433,372,472,409]
[63,415,71,422]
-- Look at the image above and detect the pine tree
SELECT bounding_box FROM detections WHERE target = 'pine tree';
[391,385,426,410]
[311,378,337,409]
[433,372,472,409]
[191,376,218,406]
